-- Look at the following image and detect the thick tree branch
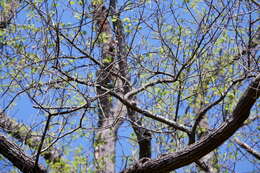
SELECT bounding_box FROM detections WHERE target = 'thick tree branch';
[0,135,46,173]
[0,111,61,162]
[121,74,260,173]
[189,76,248,144]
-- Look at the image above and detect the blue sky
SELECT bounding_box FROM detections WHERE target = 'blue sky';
[0,0,259,172]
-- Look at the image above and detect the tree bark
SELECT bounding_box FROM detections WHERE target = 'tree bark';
[121,74,260,173]
[0,135,46,173]
[111,0,152,159]
[0,0,19,28]
[197,118,218,173]
[0,111,61,162]
[93,3,120,172]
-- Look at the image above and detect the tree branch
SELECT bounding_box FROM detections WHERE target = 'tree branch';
[110,0,152,159]
[0,111,61,162]
[189,76,248,144]
[234,138,260,160]
[121,74,260,173]
[125,78,177,99]
[102,87,191,134]
[0,135,47,173]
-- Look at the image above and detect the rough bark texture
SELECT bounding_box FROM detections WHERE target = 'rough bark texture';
[0,0,19,28]
[111,0,152,159]
[0,135,46,173]
[93,3,119,173]
[0,111,61,162]
[121,74,260,173]
[93,1,152,171]
[197,118,218,173]
[127,108,152,158]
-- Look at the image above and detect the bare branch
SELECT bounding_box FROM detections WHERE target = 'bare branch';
[100,86,191,134]
[125,78,177,98]
[234,138,260,160]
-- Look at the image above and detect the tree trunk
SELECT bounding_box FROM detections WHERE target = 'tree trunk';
[93,1,152,171]
[111,1,152,159]
[93,3,119,172]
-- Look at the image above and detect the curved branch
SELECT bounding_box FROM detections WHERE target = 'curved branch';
[189,76,248,144]
[125,78,177,99]
[0,111,61,162]
[0,135,47,173]
[121,74,260,173]
[102,87,190,134]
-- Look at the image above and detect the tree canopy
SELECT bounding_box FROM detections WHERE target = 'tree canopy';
[0,0,259,173]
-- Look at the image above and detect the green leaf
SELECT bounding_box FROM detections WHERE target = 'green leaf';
[69,1,75,5]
